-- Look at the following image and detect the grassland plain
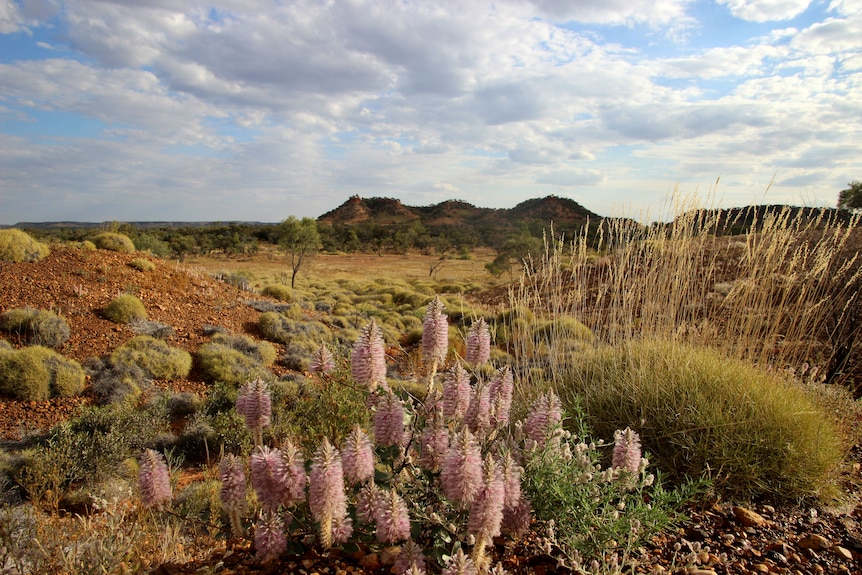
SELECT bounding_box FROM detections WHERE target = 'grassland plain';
[0,213,861,574]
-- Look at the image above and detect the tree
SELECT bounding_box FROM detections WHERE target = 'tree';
[837,180,862,212]
[278,217,322,288]
[485,230,543,279]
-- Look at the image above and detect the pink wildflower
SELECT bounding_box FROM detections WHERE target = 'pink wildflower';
[488,366,513,428]
[254,509,286,563]
[219,453,247,537]
[468,454,506,542]
[310,343,335,374]
[308,438,349,549]
[440,428,483,508]
[351,320,387,390]
[523,391,562,443]
[236,378,271,446]
[419,415,449,473]
[501,493,533,537]
[342,425,375,485]
[281,439,307,506]
[375,488,411,544]
[499,451,521,511]
[421,296,449,366]
[465,379,491,436]
[465,318,491,366]
[441,548,478,575]
[250,445,287,512]
[356,480,382,524]
[394,540,427,575]
[138,448,172,508]
[442,364,471,422]
[612,427,642,474]
[374,391,405,448]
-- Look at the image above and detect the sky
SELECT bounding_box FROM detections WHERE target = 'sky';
[0,0,860,224]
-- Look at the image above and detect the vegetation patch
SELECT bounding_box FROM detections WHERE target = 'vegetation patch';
[111,336,192,380]
[128,258,156,272]
[563,339,844,501]
[102,294,148,324]
[0,229,49,263]
[196,334,275,385]
[0,307,71,348]
[261,283,292,302]
[92,232,136,253]
[0,346,85,401]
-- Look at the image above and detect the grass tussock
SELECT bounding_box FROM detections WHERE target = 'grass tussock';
[111,336,192,380]
[0,346,86,401]
[103,294,148,324]
[0,229,50,263]
[128,258,156,272]
[196,333,275,385]
[0,307,71,348]
[562,339,843,501]
[261,283,292,302]
[92,233,136,253]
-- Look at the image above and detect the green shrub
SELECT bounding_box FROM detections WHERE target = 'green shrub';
[261,283,292,302]
[258,311,330,348]
[92,232,135,253]
[211,333,276,366]
[563,339,844,501]
[102,294,148,323]
[81,240,96,251]
[0,346,85,401]
[0,339,11,352]
[0,229,49,263]
[128,258,156,272]
[0,307,70,348]
[111,336,192,380]
[196,339,272,386]
[87,358,146,406]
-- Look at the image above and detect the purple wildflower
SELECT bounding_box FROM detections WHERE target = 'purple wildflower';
[419,415,449,473]
[465,318,491,366]
[468,454,506,542]
[501,493,533,537]
[421,296,449,367]
[310,343,335,374]
[499,451,521,511]
[308,438,349,549]
[250,445,287,512]
[352,320,387,390]
[440,428,483,508]
[342,425,375,485]
[374,391,405,448]
[254,509,286,563]
[441,548,478,575]
[138,448,172,508]
[523,391,562,443]
[375,488,412,544]
[281,439,307,506]
[612,427,643,474]
[442,364,471,422]
[219,453,247,537]
[488,366,514,428]
[236,378,271,447]
[356,480,382,524]
[394,540,427,575]
[465,379,491,436]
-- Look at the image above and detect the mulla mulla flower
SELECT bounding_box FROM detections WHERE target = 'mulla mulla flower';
[465,317,491,366]
[250,445,288,512]
[612,426,643,474]
[219,453,246,537]
[441,548,478,575]
[254,508,286,564]
[374,391,405,448]
[342,424,374,485]
[375,488,412,544]
[488,366,514,428]
[281,438,307,506]
[440,427,482,509]
[356,480,382,524]
[138,448,172,508]
[310,343,335,374]
[308,438,351,549]
[419,412,449,473]
[442,364,471,422]
[523,390,562,443]
[236,378,271,447]
[465,379,491,436]
[468,454,506,569]
[394,540,427,575]
[421,296,449,369]
[352,319,387,390]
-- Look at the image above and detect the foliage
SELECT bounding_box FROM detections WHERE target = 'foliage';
[258,311,330,349]
[277,216,322,288]
[128,319,174,339]
[0,229,50,263]
[837,180,862,211]
[261,283,292,302]
[103,294,148,324]
[0,346,85,401]
[196,334,275,386]
[128,258,156,272]
[111,336,192,380]
[212,333,277,366]
[86,357,148,406]
[0,307,71,348]
[563,339,843,501]
[92,232,136,253]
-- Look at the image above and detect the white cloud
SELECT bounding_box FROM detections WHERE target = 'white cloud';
[0,0,27,33]
[521,0,693,27]
[717,0,813,22]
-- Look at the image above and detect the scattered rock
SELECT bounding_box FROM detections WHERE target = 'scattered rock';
[832,545,853,561]
[798,534,831,550]
[733,506,767,527]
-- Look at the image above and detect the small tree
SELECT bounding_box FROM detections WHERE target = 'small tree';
[837,180,862,211]
[278,216,322,288]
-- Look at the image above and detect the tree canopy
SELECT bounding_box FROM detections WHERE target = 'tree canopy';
[278,217,322,288]
[837,180,862,212]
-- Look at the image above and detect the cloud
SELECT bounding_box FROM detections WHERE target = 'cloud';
[717,0,813,22]
[536,168,606,187]
[521,0,693,27]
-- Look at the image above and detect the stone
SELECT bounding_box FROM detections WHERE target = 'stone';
[833,546,853,561]
[751,563,769,573]
[733,506,767,527]
[798,534,830,550]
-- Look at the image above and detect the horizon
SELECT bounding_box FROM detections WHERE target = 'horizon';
[1,1,860,224]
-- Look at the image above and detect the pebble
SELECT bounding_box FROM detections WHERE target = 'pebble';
[751,563,769,573]
[832,545,853,561]
[733,506,767,527]
[798,534,831,550]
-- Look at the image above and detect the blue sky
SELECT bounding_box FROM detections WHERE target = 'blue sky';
[1,0,860,224]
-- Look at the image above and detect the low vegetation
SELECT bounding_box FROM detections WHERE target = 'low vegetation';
[0,307,70,348]
[111,336,192,380]
[128,257,156,272]
[0,345,85,401]
[196,333,276,385]
[92,232,136,253]
[0,229,49,263]
[102,294,148,324]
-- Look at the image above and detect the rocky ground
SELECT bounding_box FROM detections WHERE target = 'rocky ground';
[1,247,861,574]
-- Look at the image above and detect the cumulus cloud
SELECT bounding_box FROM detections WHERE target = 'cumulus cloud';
[717,0,813,22]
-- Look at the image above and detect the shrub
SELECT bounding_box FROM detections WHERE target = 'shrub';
[129,319,174,339]
[212,333,276,366]
[0,346,85,401]
[92,232,136,253]
[87,358,147,406]
[0,229,49,263]
[128,258,156,272]
[0,307,70,348]
[258,311,330,348]
[261,283,292,302]
[196,342,271,386]
[563,339,844,501]
[103,294,148,324]
[111,336,192,380]
[0,339,11,352]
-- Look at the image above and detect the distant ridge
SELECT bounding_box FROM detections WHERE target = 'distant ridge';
[9,221,273,229]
